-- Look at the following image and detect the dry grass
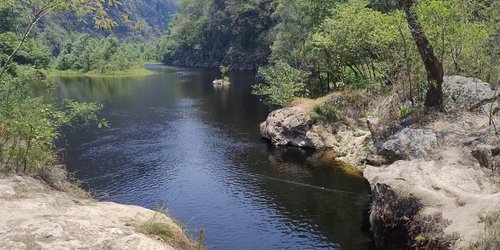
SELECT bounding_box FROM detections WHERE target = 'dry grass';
[466,211,500,250]
[289,93,338,111]
[34,165,70,191]
[371,184,458,250]
[137,209,202,250]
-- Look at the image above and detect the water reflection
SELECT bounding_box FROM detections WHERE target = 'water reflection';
[57,65,374,249]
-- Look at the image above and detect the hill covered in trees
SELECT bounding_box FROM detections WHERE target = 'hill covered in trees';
[159,0,275,70]
[42,0,178,41]
[160,0,499,101]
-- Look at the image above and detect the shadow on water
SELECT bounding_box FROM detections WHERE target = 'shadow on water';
[56,65,376,249]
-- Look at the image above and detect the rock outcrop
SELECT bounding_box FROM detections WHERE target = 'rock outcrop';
[259,75,499,248]
[0,176,195,250]
[259,106,371,166]
[379,128,439,162]
[366,76,499,248]
[443,75,498,111]
[260,107,326,148]
[212,79,230,87]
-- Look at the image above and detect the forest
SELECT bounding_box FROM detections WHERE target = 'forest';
[162,0,499,108]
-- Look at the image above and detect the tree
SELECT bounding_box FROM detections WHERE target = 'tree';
[252,61,310,107]
[0,0,120,79]
[400,0,444,109]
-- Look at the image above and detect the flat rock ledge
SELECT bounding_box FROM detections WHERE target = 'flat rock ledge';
[0,176,194,250]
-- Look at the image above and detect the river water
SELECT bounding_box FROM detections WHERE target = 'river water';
[56,65,374,249]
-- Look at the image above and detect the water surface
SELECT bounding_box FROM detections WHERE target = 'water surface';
[57,65,373,249]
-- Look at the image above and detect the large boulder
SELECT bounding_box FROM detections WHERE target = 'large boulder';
[443,76,498,112]
[380,128,439,161]
[260,107,326,148]
[260,106,372,166]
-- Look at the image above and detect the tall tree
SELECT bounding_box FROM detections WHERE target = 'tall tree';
[400,0,444,109]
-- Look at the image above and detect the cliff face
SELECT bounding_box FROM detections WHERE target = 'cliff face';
[0,176,195,250]
[259,76,500,248]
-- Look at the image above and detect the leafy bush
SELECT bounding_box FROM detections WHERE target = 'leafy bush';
[311,103,340,124]
[252,61,310,107]
[399,105,413,119]
[344,70,370,90]
[0,67,106,175]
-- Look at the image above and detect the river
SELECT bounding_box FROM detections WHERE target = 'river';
[56,65,374,249]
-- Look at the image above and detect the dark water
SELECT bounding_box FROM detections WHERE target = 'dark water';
[56,65,374,249]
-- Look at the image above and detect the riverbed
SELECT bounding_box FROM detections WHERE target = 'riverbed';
[57,65,374,249]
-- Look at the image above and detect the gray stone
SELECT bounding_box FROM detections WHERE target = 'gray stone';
[260,107,326,148]
[471,143,500,171]
[366,154,388,166]
[212,79,230,86]
[380,128,439,161]
[443,76,497,111]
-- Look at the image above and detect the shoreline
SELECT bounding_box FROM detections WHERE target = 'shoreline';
[0,175,198,249]
[49,67,157,78]
[259,75,499,249]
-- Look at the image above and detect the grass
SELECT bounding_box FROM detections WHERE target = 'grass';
[49,67,156,78]
[136,209,204,250]
[289,93,337,111]
[466,210,500,250]
[138,219,173,242]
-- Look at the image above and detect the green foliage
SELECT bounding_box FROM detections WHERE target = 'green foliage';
[311,103,340,124]
[344,70,370,90]
[159,0,499,104]
[416,0,492,80]
[159,0,275,70]
[55,35,145,73]
[0,0,112,177]
[0,67,106,174]
[312,2,398,87]
[252,62,310,107]
[399,105,413,119]
[270,0,343,68]
[219,65,229,78]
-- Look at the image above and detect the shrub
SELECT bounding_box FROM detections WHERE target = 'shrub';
[0,67,107,176]
[311,103,340,124]
[399,105,413,119]
[371,184,458,249]
[252,61,310,107]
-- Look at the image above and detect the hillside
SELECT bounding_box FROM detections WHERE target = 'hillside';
[40,0,178,42]
[159,0,276,70]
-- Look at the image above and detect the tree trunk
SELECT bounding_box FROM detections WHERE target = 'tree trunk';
[400,0,444,109]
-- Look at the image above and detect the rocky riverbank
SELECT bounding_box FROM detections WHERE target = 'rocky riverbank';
[0,176,196,250]
[260,76,499,249]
